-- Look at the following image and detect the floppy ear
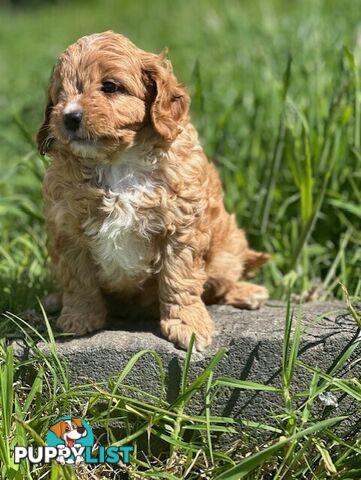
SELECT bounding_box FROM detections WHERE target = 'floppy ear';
[37,70,56,155]
[143,53,189,142]
[37,96,54,155]
[49,421,65,439]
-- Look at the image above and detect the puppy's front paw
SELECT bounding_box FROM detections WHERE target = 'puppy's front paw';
[56,311,106,336]
[161,302,214,351]
[224,282,269,310]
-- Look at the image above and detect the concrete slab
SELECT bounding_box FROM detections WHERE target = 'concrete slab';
[12,301,361,446]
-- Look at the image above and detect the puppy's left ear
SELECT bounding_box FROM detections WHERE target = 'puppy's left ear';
[37,96,54,155]
[143,53,189,142]
[37,69,56,155]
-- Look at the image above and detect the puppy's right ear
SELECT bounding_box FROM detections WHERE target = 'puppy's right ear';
[142,52,189,143]
[37,71,56,155]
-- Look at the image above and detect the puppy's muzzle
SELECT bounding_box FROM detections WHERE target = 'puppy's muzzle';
[63,110,82,132]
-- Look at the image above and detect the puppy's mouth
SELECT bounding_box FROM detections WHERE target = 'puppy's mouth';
[68,135,98,146]
[67,133,117,148]
[58,128,125,160]
[62,133,105,159]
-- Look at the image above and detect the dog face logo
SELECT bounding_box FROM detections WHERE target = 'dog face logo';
[50,417,87,448]
[46,416,94,465]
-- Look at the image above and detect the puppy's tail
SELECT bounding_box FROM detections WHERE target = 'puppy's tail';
[243,249,271,277]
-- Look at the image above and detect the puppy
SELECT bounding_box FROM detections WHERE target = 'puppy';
[37,31,270,351]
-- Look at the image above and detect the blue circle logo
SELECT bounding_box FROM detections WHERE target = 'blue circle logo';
[46,416,94,464]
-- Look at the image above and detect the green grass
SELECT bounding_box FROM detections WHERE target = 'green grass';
[0,0,361,478]
[0,0,360,314]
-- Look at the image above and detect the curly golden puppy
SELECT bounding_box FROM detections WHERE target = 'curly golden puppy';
[37,31,270,350]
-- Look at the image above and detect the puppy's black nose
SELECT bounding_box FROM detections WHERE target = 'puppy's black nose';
[63,110,82,132]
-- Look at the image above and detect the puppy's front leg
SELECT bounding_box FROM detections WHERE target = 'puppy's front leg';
[158,240,214,351]
[52,239,107,336]
[59,288,106,336]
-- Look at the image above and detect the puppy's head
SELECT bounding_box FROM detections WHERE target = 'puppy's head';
[37,31,189,160]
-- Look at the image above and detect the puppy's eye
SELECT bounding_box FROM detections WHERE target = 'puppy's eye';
[101,81,126,94]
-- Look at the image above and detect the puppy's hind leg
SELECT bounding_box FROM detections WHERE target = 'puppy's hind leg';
[203,277,269,310]
[222,247,270,309]
[204,218,270,309]
[222,281,269,310]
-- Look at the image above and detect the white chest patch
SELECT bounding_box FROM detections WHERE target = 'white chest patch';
[84,162,158,287]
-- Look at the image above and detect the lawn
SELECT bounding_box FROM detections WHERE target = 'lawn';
[0,0,360,478]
